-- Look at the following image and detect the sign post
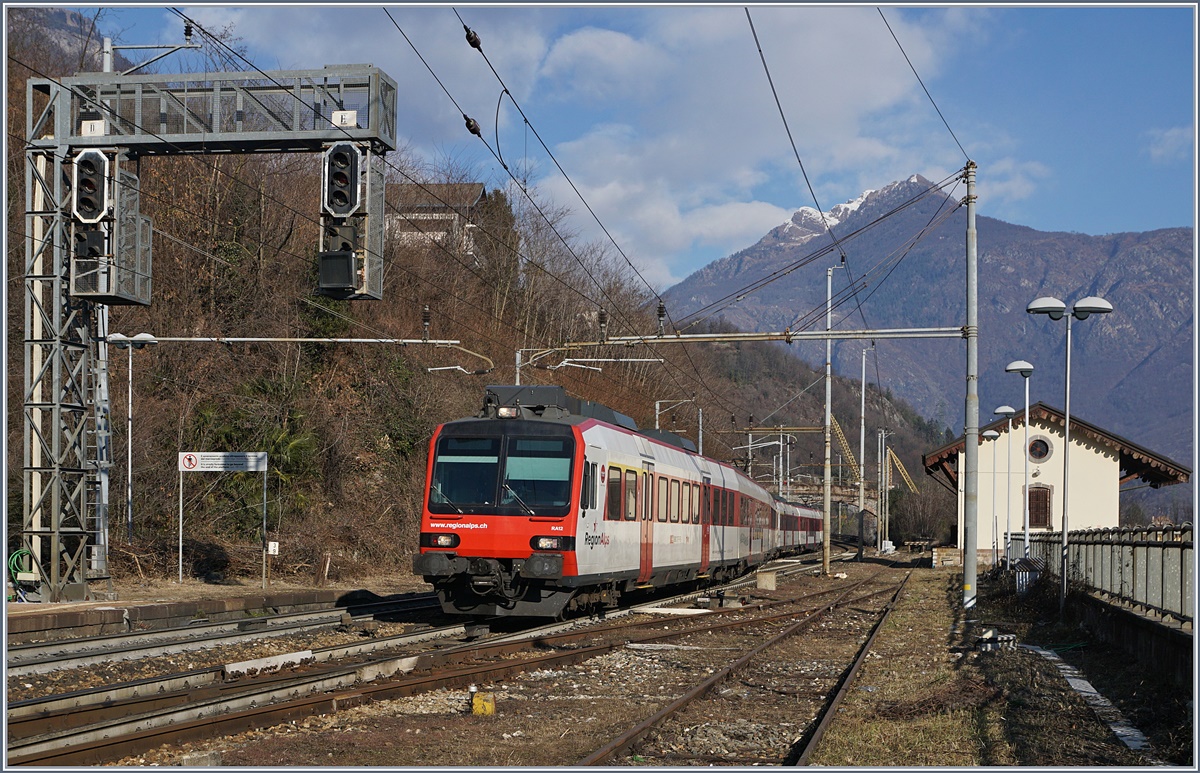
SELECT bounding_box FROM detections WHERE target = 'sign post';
[178,452,269,587]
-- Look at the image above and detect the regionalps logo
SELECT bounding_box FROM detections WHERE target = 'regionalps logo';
[583,532,610,546]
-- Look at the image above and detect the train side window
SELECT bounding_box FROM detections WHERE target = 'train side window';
[657,477,669,522]
[606,466,622,521]
[691,483,700,523]
[591,463,599,509]
[581,462,594,511]
[701,485,710,525]
[669,479,680,522]
[643,473,652,521]
[624,470,638,521]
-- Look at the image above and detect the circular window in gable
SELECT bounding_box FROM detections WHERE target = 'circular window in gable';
[1028,436,1052,463]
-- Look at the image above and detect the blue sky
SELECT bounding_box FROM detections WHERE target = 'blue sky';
[74,3,1196,290]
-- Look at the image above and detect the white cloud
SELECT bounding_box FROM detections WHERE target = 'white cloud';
[539,27,668,103]
[1145,127,1193,164]
[162,6,1049,282]
[976,158,1052,223]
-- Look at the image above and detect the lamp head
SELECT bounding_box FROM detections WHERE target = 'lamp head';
[129,332,158,350]
[982,430,1000,440]
[1026,296,1066,320]
[106,333,131,349]
[1071,296,1113,320]
[1005,360,1034,378]
[994,405,1016,418]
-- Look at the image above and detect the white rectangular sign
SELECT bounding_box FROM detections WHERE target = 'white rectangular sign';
[179,451,268,472]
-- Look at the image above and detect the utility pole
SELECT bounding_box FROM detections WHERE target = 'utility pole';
[823,265,835,574]
[962,161,980,611]
[858,344,871,558]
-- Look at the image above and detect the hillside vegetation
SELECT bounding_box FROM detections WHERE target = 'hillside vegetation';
[6,9,955,585]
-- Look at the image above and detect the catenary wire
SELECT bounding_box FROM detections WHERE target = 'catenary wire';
[381,8,741,424]
[449,7,723,419]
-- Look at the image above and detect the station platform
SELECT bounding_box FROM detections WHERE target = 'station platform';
[4,587,375,644]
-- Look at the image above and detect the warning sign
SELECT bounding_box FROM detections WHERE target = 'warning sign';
[178,451,268,472]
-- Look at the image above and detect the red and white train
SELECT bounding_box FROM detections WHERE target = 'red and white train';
[413,385,823,620]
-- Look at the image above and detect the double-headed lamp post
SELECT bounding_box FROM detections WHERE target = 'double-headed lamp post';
[1026,295,1113,613]
[1004,360,1034,558]
[994,405,1016,566]
[107,333,159,542]
[982,429,1000,568]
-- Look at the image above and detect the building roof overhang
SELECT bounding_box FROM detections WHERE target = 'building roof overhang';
[921,402,1191,495]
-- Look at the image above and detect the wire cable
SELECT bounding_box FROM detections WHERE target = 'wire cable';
[745,7,848,263]
[878,7,970,162]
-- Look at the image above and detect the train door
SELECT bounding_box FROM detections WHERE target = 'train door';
[575,449,604,576]
[638,463,654,584]
[699,476,711,574]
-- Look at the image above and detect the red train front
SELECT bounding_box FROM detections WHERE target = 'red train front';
[413,393,586,618]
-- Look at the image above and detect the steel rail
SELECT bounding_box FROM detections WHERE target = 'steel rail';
[576,574,906,765]
[8,557,844,734]
[6,619,470,736]
[8,561,882,766]
[6,596,440,677]
[790,570,912,765]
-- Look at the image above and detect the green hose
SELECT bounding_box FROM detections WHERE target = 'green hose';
[8,548,33,601]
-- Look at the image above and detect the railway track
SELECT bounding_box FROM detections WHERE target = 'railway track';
[6,595,442,677]
[7,553,887,766]
[582,568,910,765]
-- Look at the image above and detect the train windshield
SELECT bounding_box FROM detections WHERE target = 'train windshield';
[429,424,575,516]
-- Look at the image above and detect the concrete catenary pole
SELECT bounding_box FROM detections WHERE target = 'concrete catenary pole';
[962,161,980,610]
[858,345,869,557]
[822,265,835,574]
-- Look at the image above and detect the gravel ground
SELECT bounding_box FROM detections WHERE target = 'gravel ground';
[104,562,908,766]
[14,559,1187,767]
[7,621,418,703]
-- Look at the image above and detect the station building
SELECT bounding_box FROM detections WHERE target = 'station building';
[922,403,1190,567]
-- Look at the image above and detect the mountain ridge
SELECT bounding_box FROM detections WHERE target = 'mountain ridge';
[665,175,1194,477]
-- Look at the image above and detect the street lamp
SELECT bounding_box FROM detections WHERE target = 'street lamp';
[994,405,1016,566]
[982,429,1000,568]
[1027,295,1113,612]
[107,332,158,542]
[1004,360,1034,558]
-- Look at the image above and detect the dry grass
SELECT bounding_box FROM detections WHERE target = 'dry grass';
[806,565,1179,767]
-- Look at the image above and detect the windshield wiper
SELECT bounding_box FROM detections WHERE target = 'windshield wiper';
[434,484,464,514]
[503,484,536,515]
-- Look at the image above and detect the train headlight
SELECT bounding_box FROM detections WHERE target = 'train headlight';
[531,535,562,550]
[420,532,461,548]
[497,406,519,418]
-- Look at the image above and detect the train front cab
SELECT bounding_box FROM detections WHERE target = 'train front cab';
[413,417,591,619]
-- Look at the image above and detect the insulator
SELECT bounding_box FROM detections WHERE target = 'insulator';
[598,308,608,342]
[465,26,481,50]
[422,304,431,342]
[657,300,665,335]
[464,115,481,137]
[184,22,193,42]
